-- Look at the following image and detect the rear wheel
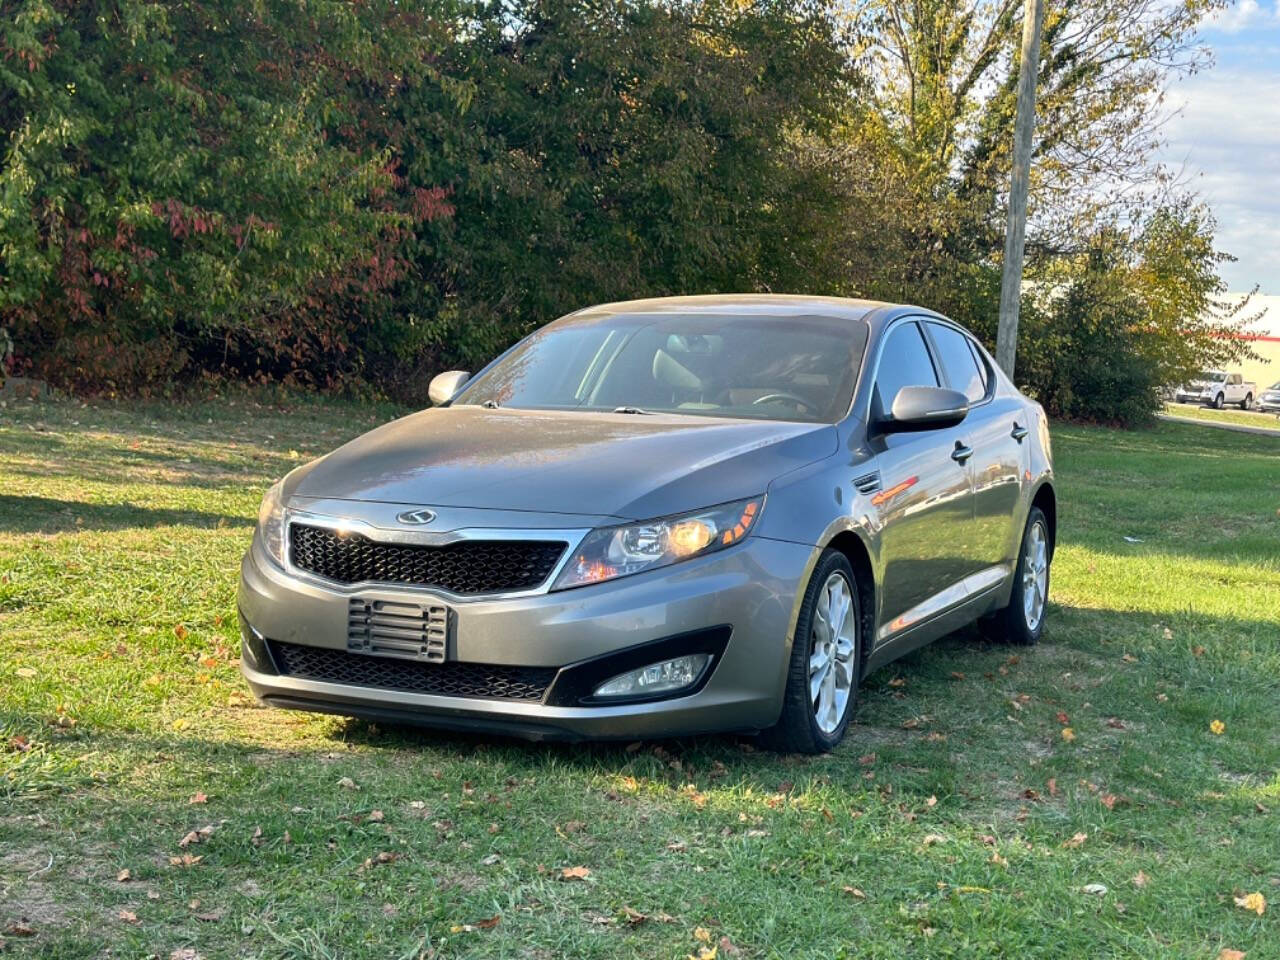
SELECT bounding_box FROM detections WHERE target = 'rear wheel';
[981,507,1051,646]
[760,550,861,754]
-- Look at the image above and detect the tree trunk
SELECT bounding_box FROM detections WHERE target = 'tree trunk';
[995,0,1046,378]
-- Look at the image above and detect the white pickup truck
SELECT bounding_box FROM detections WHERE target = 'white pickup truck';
[1175,370,1257,409]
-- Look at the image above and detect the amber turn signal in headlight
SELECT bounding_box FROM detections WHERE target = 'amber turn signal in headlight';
[552,497,764,590]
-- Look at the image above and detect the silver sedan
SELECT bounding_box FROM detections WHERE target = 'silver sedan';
[238,295,1056,752]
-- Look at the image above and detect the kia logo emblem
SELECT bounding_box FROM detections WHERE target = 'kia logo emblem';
[396,508,436,525]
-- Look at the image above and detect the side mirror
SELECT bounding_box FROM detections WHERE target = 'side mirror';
[877,385,969,433]
[428,370,471,407]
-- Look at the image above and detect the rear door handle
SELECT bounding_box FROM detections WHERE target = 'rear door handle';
[1011,422,1029,442]
[951,442,973,464]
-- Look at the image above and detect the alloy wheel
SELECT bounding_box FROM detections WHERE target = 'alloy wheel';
[1022,520,1049,632]
[808,572,857,734]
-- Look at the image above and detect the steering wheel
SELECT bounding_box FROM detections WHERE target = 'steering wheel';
[752,392,813,414]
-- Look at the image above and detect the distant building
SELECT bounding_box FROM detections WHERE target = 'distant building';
[1221,293,1280,390]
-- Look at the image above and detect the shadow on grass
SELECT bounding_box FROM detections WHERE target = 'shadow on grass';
[0,494,253,534]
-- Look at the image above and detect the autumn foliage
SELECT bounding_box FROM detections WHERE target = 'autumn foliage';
[0,0,1253,419]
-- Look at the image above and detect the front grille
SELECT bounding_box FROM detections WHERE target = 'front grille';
[269,640,556,703]
[289,523,567,595]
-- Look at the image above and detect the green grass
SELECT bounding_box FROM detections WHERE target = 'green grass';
[2,393,1278,959]
[1163,400,1280,431]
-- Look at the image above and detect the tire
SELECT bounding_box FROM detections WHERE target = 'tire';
[1213,392,1225,409]
[980,506,1051,646]
[760,550,861,754]
[1240,393,1253,411]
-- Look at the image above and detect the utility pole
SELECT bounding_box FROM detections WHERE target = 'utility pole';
[995,0,1046,378]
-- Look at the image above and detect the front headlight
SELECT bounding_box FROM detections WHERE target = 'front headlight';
[552,496,763,590]
[257,479,286,567]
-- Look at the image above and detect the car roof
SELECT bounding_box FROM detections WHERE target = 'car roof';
[556,294,942,334]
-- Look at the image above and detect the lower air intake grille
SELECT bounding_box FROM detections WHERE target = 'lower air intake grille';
[268,640,555,703]
[289,523,567,595]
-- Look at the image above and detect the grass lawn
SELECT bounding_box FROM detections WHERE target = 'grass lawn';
[1163,401,1280,431]
[2,393,1278,959]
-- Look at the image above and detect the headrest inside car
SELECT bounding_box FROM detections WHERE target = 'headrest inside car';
[652,349,704,391]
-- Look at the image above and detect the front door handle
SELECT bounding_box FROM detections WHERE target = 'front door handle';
[951,442,973,464]
[1011,422,1029,443]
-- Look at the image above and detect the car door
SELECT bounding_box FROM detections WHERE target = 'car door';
[922,321,1026,581]
[867,320,978,640]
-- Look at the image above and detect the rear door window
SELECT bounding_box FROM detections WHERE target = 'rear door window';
[926,322,987,403]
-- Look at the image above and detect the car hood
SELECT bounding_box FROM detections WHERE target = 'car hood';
[287,406,837,520]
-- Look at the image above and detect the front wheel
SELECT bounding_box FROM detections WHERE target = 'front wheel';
[1213,392,1225,409]
[1241,393,1253,411]
[760,550,861,754]
[981,506,1051,646]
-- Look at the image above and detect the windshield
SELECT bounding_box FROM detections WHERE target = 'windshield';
[1269,381,1280,391]
[1199,371,1225,382]
[454,313,869,423]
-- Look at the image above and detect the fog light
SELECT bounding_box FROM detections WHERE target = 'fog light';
[592,654,712,699]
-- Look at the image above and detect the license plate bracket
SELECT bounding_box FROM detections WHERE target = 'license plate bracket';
[347,598,450,663]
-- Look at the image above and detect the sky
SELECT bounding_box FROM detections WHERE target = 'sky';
[1162,3,1280,294]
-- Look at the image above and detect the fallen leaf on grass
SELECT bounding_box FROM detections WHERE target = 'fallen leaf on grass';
[368,809,384,822]
[688,949,717,960]
[1192,645,1206,658]
[922,833,948,847]
[481,853,501,866]
[168,854,202,868]
[622,907,649,925]
[337,776,358,789]
[1106,717,1125,729]
[1055,712,1070,725]
[949,671,965,680]
[5,922,36,936]
[360,852,399,870]
[990,851,1008,867]
[193,910,223,922]
[1062,832,1088,849]
[719,935,741,956]
[1217,950,1246,960]
[117,868,132,882]
[560,866,591,881]
[1210,720,1225,735]
[1081,883,1108,895]
[842,886,867,899]
[189,792,208,804]
[449,915,500,933]
[174,624,187,640]
[169,950,203,960]
[118,910,139,924]
[1121,653,1138,664]
[694,926,713,943]
[888,676,906,688]
[1100,793,1119,810]
[1047,778,1058,797]
[858,753,876,766]
[1061,727,1076,742]
[1234,892,1266,916]
[1132,871,1149,888]
[15,667,36,679]
[178,826,213,848]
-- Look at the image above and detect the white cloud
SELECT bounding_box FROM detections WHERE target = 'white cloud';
[1162,67,1280,293]
[1201,1,1280,33]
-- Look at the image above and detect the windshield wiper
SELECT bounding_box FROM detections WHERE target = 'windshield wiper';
[613,406,653,415]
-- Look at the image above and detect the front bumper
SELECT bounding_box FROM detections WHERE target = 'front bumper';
[237,534,816,740]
